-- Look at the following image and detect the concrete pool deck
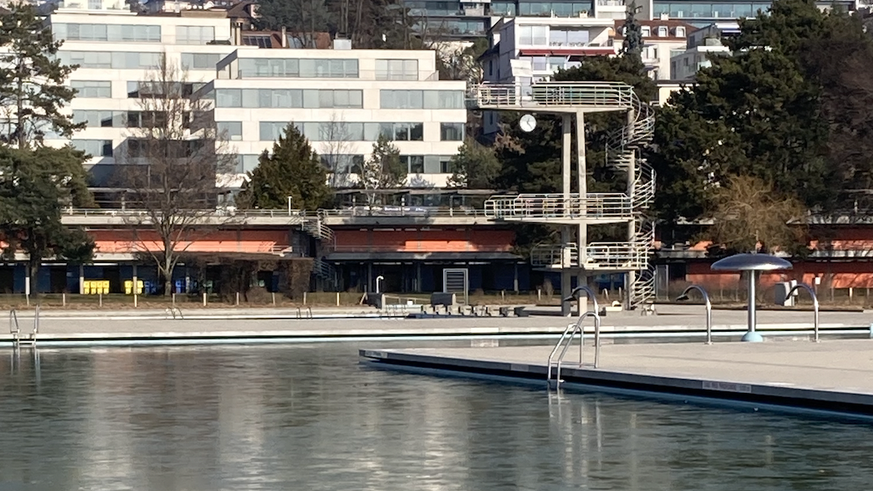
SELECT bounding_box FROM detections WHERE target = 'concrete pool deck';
[1,304,872,344]
[360,340,873,417]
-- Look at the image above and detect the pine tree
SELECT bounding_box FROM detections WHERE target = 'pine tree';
[447,138,500,189]
[0,3,82,149]
[361,134,405,207]
[0,146,94,299]
[622,1,644,60]
[238,124,331,211]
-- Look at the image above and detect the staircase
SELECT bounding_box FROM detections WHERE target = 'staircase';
[599,91,656,308]
[302,212,339,291]
[312,257,339,291]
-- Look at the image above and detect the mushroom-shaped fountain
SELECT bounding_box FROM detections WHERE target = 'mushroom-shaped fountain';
[711,253,792,342]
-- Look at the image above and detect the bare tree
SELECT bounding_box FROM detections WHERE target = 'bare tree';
[708,174,807,255]
[115,54,236,295]
[321,112,355,189]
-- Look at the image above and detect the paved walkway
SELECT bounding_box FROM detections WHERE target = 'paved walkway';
[361,339,873,415]
[2,304,870,341]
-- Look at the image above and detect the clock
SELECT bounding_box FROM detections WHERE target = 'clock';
[520,114,537,133]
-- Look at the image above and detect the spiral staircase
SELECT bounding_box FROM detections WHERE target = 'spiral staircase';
[470,81,657,309]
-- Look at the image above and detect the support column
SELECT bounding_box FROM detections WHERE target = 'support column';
[576,110,588,314]
[367,262,373,293]
[78,265,84,295]
[561,113,573,316]
[626,108,637,310]
[24,264,30,299]
[132,264,138,308]
[513,263,519,293]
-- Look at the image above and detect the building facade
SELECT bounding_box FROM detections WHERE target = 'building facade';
[207,46,467,188]
[45,0,466,189]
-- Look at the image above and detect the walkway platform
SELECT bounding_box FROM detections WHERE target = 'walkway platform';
[1,304,870,345]
[360,340,873,418]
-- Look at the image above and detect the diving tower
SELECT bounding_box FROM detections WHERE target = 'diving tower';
[468,82,656,314]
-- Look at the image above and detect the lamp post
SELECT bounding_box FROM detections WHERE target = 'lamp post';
[676,285,712,344]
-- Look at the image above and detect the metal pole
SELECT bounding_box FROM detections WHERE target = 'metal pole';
[594,313,601,368]
[288,196,292,216]
[742,271,763,342]
[705,299,712,345]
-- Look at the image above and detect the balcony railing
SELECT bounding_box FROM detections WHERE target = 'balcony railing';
[468,82,636,110]
[484,193,633,220]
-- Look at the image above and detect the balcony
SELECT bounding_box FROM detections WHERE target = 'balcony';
[484,193,634,224]
[531,242,649,271]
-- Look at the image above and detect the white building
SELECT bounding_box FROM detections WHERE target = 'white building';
[480,15,616,132]
[613,18,695,80]
[45,0,466,188]
[206,46,467,188]
[669,22,737,80]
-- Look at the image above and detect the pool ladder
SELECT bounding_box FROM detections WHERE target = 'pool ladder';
[165,307,184,320]
[9,306,39,348]
[547,310,601,389]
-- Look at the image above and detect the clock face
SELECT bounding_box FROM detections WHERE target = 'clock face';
[520,114,536,132]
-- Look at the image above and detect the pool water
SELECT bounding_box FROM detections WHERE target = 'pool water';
[0,344,869,490]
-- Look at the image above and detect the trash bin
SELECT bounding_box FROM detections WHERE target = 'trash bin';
[513,306,529,317]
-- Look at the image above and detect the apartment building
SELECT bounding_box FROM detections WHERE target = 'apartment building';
[206,46,467,188]
[45,0,466,188]
[668,21,736,80]
[479,15,615,132]
[613,18,695,80]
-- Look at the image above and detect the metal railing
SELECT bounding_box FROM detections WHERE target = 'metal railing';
[62,207,309,219]
[468,82,637,110]
[164,307,184,320]
[786,283,820,342]
[547,310,601,388]
[677,285,712,344]
[484,193,632,220]
[318,206,486,218]
[585,242,648,270]
[531,243,579,268]
[296,306,313,319]
[9,307,38,348]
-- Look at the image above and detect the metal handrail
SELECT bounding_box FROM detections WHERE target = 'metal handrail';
[9,308,19,337]
[165,307,184,320]
[296,306,313,319]
[677,285,712,345]
[786,283,820,342]
[547,310,602,388]
[484,193,633,220]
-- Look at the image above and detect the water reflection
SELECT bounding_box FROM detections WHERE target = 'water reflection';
[0,344,870,490]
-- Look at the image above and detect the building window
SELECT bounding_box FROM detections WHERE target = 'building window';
[237,58,359,78]
[71,80,111,98]
[518,25,548,45]
[217,121,243,140]
[641,26,651,37]
[675,26,686,37]
[236,154,260,173]
[380,90,464,109]
[401,155,425,174]
[181,53,222,70]
[176,25,215,45]
[440,123,464,141]
[375,59,419,80]
[215,89,362,109]
[60,51,161,69]
[53,23,161,42]
[321,154,364,173]
[657,26,668,37]
[490,1,516,15]
[73,110,125,128]
[126,111,167,128]
[72,139,113,157]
